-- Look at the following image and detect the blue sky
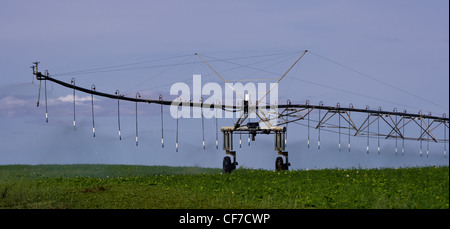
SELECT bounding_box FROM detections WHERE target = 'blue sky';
[0,0,448,169]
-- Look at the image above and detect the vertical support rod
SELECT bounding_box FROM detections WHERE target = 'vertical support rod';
[307,100,310,148]
[444,113,447,158]
[215,101,219,149]
[116,90,121,140]
[378,107,381,154]
[201,97,205,150]
[37,78,41,107]
[402,109,406,155]
[366,105,370,154]
[419,111,423,157]
[318,101,323,149]
[348,103,353,152]
[36,62,41,107]
[286,100,291,147]
[44,70,48,123]
[240,132,242,148]
[72,78,76,131]
[91,85,96,137]
[337,103,341,151]
[176,104,179,152]
[427,112,431,158]
[239,100,242,148]
[394,108,398,155]
[248,104,251,146]
[160,95,164,148]
[136,93,140,146]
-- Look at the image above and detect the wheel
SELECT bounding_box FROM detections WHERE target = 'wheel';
[223,156,233,173]
[275,157,284,171]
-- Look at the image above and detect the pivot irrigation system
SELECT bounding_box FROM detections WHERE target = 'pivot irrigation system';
[31,50,449,172]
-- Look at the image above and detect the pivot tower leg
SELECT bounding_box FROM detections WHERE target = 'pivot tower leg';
[222,130,237,173]
[275,129,290,171]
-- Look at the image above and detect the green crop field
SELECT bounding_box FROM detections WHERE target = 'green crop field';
[0,164,448,209]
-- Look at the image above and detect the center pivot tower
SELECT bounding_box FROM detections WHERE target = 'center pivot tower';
[221,125,289,173]
[221,93,290,173]
[195,51,308,173]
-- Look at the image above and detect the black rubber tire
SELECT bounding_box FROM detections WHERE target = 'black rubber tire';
[275,156,284,171]
[223,156,233,173]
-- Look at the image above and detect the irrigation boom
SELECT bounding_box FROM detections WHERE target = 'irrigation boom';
[31,52,449,172]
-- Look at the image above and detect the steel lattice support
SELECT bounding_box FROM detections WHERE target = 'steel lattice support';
[276,106,449,143]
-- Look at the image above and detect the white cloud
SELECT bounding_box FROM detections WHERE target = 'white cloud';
[0,96,35,117]
[0,96,28,106]
[57,94,95,104]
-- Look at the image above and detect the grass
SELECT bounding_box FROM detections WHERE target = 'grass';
[0,164,448,209]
